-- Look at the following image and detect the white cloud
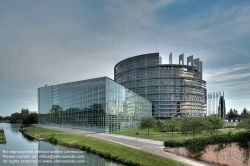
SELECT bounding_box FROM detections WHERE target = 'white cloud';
[204,63,250,80]
[1,1,250,115]
[227,99,250,102]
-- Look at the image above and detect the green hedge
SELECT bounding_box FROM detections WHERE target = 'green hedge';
[164,131,250,158]
[164,140,184,147]
[224,126,236,128]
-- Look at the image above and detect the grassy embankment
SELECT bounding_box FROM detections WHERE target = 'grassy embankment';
[24,126,187,166]
[112,128,241,141]
[0,129,6,143]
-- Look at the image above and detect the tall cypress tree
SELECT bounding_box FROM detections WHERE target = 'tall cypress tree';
[218,96,226,118]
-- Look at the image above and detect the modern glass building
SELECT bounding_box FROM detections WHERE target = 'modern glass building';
[38,77,152,133]
[114,53,207,120]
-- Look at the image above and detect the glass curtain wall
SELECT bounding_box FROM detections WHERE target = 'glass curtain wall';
[38,77,151,133]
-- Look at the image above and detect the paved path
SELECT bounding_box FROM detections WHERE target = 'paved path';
[35,125,219,166]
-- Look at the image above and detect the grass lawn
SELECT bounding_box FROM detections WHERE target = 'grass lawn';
[24,126,187,166]
[0,132,4,138]
[111,128,242,142]
[0,131,6,143]
[0,132,4,137]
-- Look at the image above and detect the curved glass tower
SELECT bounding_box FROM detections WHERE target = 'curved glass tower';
[114,53,207,120]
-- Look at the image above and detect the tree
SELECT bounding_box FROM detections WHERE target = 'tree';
[4,116,10,120]
[226,109,233,118]
[139,116,157,135]
[241,108,249,119]
[206,117,224,134]
[21,108,29,114]
[226,108,238,119]
[165,118,180,136]
[22,113,38,125]
[10,112,23,123]
[156,120,165,132]
[180,117,211,137]
[218,96,226,118]
[233,109,238,118]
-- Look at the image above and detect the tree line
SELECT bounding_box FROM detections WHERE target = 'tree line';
[226,108,249,119]
[139,116,224,137]
[0,116,10,120]
[9,108,38,125]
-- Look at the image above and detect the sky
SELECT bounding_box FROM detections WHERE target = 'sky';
[0,0,250,116]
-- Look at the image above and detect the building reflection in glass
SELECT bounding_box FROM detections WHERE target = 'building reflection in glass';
[38,77,152,133]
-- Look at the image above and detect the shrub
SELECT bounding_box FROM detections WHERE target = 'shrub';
[164,131,250,159]
[206,117,224,134]
[49,137,57,144]
[237,117,250,130]
[224,126,236,128]
[227,129,233,136]
[180,117,211,137]
[233,131,250,149]
[156,120,165,132]
[184,137,208,155]
[164,140,184,147]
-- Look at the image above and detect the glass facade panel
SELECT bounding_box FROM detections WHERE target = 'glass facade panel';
[38,77,151,133]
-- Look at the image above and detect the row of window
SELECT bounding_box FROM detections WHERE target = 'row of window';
[115,55,159,72]
[117,72,197,82]
[134,87,205,94]
[118,77,205,84]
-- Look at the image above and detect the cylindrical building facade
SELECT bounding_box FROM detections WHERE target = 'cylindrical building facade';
[114,53,207,120]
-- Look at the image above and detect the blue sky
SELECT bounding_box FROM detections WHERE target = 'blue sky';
[0,0,249,116]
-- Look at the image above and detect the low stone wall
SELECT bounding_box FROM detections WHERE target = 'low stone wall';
[165,143,249,166]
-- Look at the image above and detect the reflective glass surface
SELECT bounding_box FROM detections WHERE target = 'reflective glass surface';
[38,77,151,133]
